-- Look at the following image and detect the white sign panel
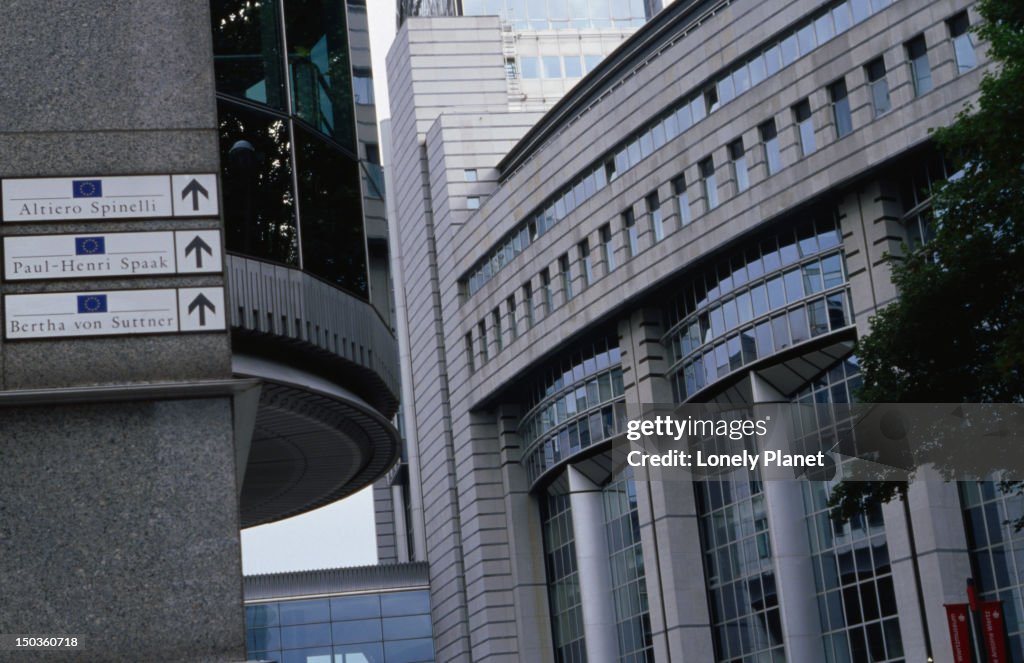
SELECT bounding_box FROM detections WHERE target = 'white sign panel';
[174,230,223,274]
[3,230,222,280]
[5,290,179,339]
[2,176,172,222]
[171,174,220,217]
[2,173,220,222]
[178,287,226,332]
[5,287,228,339]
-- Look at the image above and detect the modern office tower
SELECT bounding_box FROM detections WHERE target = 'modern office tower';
[210,0,400,528]
[0,1,398,658]
[243,563,435,662]
[381,1,1003,662]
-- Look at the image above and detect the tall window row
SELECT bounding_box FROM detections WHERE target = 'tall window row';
[462,0,909,297]
[663,218,851,402]
[211,0,370,298]
[542,492,587,663]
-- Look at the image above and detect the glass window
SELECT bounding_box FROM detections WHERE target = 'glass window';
[246,626,281,651]
[749,54,767,86]
[279,599,331,625]
[560,253,573,301]
[781,33,799,66]
[866,58,891,116]
[851,0,870,23]
[563,55,582,77]
[829,78,853,138]
[700,157,719,209]
[621,208,639,258]
[330,595,380,620]
[294,125,369,296]
[380,590,428,618]
[948,12,977,74]
[673,175,691,226]
[520,56,539,78]
[906,35,933,96]
[815,11,835,44]
[601,224,616,272]
[352,67,374,105]
[729,140,749,192]
[331,618,384,644]
[797,23,817,56]
[467,196,480,210]
[648,191,664,241]
[219,100,298,267]
[543,55,561,78]
[247,604,280,628]
[584,54,602,73]
[284,0,356,147]
[384,638,435,663]
[578,239,594,287]
[382,615,433,640]
[760,120,781,175]
[793,99,816,156]
[464,168,478,182]
[832,2,853,33]
[211,0,286,109]
[764,44,783,76]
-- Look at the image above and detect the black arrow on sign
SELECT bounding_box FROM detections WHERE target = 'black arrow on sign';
[188,293,216,326]
[181,178,209,211]
[184,235,213,268]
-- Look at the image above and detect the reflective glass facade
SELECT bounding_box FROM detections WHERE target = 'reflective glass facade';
[211,0,369,298]
[245,589,435,662]
[696,467,784,661]
[462,0,649,31]
[520,337,626,484]
[664,217,851,402]
[604,473,653,663]
[543,490,587,663]
[794,359,905,663]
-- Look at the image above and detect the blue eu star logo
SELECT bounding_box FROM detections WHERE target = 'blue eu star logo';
[77,294,108,314]
[75,237,106,255]
[72,180,103,198]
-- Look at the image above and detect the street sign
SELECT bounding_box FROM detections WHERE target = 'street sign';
[3,230,222,280]
[171,174,219,217]
[4,287,227,339]
[2,174,219,222]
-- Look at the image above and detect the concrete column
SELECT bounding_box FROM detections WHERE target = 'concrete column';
[497,405,555,663]
[618,309,715,663]
[751,373,826,662]
[567,465,619,663]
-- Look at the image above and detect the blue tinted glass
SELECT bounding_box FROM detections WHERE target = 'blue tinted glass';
[279,598,331,625]
[247,604,280,628]
[247,626,282,650]
[382,615,433,640]
[281,622,332,648]
[333,618,384,644]
[210,0,286,109]
[381,591,431,616]
[282,647,331,663]
[335,642,385,662]
[331,594,381,620]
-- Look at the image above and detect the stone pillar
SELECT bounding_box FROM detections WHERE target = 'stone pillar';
[0,2,248,660]
[751,373,826,662]
[497,405,555,663]
[567,466,619,663]
[618,309,715,662]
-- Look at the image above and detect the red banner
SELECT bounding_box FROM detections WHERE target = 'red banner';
[980,600,1008,663]
[945,603,971,663]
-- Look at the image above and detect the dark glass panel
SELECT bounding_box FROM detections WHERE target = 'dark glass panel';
[211,0,286,109]
[219,99,298,265]
[284,0,355,147]
[280,622,332,648]
[294,125,368,296]
[332,618,384,644]
[331,594,381,620]
[278,598,330,625]
[380,590,431,616]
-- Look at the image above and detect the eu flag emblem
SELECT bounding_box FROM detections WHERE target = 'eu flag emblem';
[72,180,102,198]
[77,294,108,314]
[75,236,106,255]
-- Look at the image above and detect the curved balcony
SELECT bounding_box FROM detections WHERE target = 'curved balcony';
[228,254,400,527]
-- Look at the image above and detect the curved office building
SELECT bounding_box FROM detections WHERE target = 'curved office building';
[382,0,1007,661]
[210,0,400,527]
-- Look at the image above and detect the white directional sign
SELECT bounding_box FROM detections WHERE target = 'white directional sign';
[3,230,223,280]
[171,174,219,217]
[178,287,226,332]
[5,287,227,339]
[2,174,219,222]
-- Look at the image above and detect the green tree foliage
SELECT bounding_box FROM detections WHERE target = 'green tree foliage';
[828,0,1024,522]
